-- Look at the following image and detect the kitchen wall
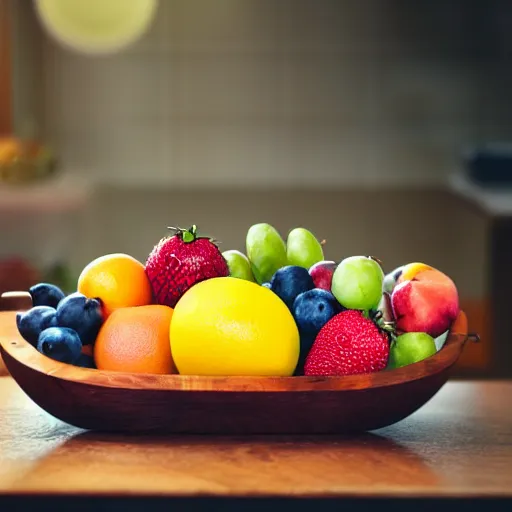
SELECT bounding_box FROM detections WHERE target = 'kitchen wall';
[9,0,44,139]
[38,0,512,188]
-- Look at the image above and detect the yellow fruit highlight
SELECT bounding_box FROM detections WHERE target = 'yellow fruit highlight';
[170,277,300,376]
[78,253,153,318]
[398,262,434,283]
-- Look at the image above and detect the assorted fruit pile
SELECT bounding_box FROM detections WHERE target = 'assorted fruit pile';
[14,223,460,377]
[0,136,56,184]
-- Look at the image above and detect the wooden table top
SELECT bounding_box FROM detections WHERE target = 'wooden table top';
[1,376,511,503]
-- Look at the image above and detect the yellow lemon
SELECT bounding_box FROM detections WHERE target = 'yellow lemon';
[170,277,299,376]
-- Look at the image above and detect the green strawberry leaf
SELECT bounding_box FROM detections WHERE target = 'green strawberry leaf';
[182,231,195,243]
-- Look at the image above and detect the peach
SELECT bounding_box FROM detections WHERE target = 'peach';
[391,269,459,338]
[397,262,434,283]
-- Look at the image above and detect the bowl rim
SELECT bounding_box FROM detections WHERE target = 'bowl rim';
[0,311,469,393]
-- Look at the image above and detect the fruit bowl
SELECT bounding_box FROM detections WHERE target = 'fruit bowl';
[0,310,475,435]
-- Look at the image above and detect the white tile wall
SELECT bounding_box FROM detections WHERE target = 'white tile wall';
[34,0,510,189]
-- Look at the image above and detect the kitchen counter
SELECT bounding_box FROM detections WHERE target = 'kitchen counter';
[1,376,511,510]
[449,172,512,216]
[0,173,93,214]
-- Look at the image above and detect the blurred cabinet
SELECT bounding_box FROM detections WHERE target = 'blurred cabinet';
[0,0,12,135]
[0,0,44,139]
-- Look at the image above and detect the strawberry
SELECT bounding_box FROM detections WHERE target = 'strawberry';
[145,225,229,308]
[304,309,390,376]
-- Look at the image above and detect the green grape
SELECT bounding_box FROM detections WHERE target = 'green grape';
[222,250,256,282]
[246,223,287,284]
[331,256,383,310]
[286,228,324,269]
[387,332,437,370]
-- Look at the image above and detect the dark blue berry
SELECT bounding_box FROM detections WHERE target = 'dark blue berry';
[37,327,82,364]
[56,292,103,345]
[17,306,58,346]
[29,283,66,308]
[292,288,344,368]
[270,266,314,310]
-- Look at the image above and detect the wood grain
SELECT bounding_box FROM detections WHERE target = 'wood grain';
[0,310,471,434]
[0,292,31,375]
[0,377,511,499]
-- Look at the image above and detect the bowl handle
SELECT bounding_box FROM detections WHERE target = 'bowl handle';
[0,291,32,311]
[467,332,481,344]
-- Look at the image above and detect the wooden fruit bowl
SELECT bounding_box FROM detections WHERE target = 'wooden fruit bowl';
[0,308,475,435]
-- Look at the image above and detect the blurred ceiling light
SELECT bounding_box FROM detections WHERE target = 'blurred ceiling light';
[34,0,158,55]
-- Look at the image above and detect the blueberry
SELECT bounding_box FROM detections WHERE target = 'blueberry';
[270,265,314,310]
[37,327,83,364]
[56,292,103,345]
[16,306,58,346]
[29,283,66,308]
[292,288,344,363]
[75,354,96,369]
[262,282,271,289]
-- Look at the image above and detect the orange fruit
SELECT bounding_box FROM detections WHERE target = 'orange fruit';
[94,305,176,374]
[77,253,153,318]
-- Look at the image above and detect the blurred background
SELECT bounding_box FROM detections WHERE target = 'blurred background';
[1,0,512,376]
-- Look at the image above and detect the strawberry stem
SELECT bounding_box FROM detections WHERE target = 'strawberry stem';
[166,225,198,243]
[166,224,221,245]
[182,225,197,243]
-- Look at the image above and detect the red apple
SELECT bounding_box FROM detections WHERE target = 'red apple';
[391,269,459,338]
[309,260,337,291]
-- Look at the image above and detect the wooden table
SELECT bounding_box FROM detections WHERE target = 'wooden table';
[1,376,511,511]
